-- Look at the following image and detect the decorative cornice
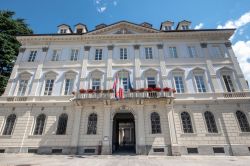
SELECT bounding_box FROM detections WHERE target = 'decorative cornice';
[84,46,91,51]
[133,44,140,49]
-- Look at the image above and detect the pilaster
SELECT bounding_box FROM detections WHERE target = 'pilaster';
[157,44,168,87]
[79,46,90,89]
[106,45,113,89]
[136,104,146,154]
[71,106,82,153]
[134,45,141,89]
[102,105,111,154]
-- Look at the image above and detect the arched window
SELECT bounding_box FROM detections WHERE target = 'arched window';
[181,112,193,133]
[34,114,46,135]
[151,112,161,134]
[56,114,68,135]
[3,114,16,135]
[204,111,218,133]
[236,111,250,132]
[87,113,97,134]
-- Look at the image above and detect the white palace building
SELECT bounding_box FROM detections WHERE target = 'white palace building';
[0,20,250,156]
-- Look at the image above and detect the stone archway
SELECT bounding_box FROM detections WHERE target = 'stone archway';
[112,112,136,154]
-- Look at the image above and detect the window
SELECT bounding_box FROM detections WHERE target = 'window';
[145,47,153,59]
[120,48,128,60]
[56,114,68,135]
[213,147,225,153]
[95,49,102,60]
[188,46,197,58]
[182,25,189,30]
[64,79,74,95]
[212,46,222,57]
[87,113,97,134]
[236,111,250,132]
[195,75,206,92]
[174,76,185,93]
[2,114,16,135]
[187,148,198,154]
[169,47,177,58]
[181,112,193,133]
[164,26,172,31]
[147,77,156,88]
[44,79,54,96]
[28,51,37,62]
[51,50,60,61]
[151,112,161,134]
[34,114,46,135]
[204,111,218,133]
[17,80,28,96]
[76,28,83,34]
[60,29,67,34]
[70,49,79,61]
[92,78,101,90]
[222,75,235,92]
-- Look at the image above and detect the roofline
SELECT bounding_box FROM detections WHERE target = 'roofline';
[74,23,87,27]
[16,28,236,37]
[57,24,71,27]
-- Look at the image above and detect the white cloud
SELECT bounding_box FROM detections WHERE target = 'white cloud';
[217,11,250,29]
[97,6,107,13]
[113,1,117,6]
[194,23,204,29]
[232,40,250,85]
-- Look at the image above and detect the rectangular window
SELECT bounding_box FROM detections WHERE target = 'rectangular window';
[17,80,28,96]
[44,79,54,96]
[182,25,189,30]
[64,79,74,95]
[147,77,156,88]
[92,78,101,90]
[188,46,197,58]
[145,47,153,59]
[164,26,171,31]
[169,47,178,58]
[212,46,222,57]
[223,75,235,92]
[120,48,128,60]
[28,51,37,62]
[95,49,102,60]
[213,147,225,153]
[60,29,67,34]
[174,76,185,93]
[51,50,60,61]
[195,75,206,92]
[70,49,79,61]
[187,148,198,154]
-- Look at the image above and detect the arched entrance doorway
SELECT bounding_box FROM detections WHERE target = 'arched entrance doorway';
[112,112,136,154]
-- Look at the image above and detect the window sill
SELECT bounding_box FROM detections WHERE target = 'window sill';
[205,133,222,136]
[28,135,43,138]
[180,133,197,137]
[239,132,250,136]
[0,135,12,138]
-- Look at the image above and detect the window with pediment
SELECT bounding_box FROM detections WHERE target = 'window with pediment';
[220,68,236,92]
[63,71,76,95]
[144,69,158,89]
[44,71,57,96]
[16,72,32,96]
[172,69,185,93]
[193,69,207,93]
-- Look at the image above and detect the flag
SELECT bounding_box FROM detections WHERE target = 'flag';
[119,77,124,99]
[113,73,120,99]
[128,73,133,91]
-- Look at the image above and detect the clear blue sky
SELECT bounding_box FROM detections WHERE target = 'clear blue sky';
[1,0,250,83]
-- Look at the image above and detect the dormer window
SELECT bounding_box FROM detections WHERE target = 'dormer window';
[60,29,67,34]
[182,25,189,30]
[164,26,172,31]
[76,28,83,34]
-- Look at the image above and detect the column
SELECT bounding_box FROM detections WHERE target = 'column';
[225,42,249,91]
[105,45,113,89]
[30,47,48,96]
[71,106,82,154]
[102,106,111,154]
[134,45,141,89]
[136,104,146,154]
[79,46,90,89]
[200,43,220,92]
[157,44,168,87]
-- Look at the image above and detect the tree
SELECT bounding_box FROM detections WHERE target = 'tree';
[0,10,33,95]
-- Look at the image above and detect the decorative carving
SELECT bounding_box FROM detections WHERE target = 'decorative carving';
[157,44,163,49]
[19,48,26,53]
[134,44,140,49]
[225,42,232,47]
[200,43,207,48]
[107,45,114,50]
[84,46,91,51]
[42,47,49,52]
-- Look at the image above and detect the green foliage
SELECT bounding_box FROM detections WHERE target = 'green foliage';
[0,10,33,95]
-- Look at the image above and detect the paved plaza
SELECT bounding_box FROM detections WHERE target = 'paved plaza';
[0,154,250,166]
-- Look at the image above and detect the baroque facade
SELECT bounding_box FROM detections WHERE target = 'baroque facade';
[0,20,250,155]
